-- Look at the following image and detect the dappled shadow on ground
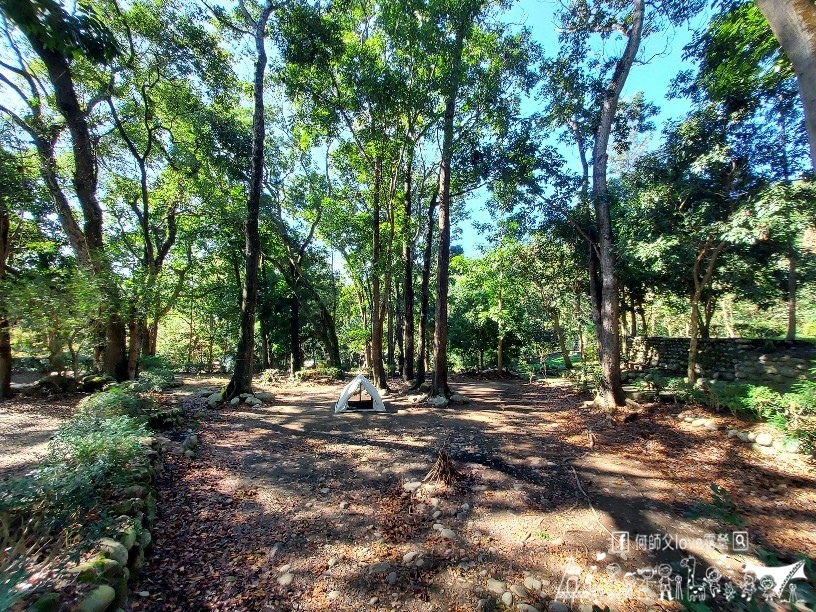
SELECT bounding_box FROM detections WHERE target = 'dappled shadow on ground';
[0,394,78,478]
[132,375,816,611]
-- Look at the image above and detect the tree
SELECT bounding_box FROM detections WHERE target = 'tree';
[225,0,276,399]
[754,0,816,170]
[0,0,129,379]
[542,0,705,409]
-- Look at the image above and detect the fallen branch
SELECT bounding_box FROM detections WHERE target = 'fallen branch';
[570,467,613,537]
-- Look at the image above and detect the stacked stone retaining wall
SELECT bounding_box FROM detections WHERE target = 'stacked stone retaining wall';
[629,336,815,390]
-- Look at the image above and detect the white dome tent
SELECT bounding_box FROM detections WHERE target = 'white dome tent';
[334,375,386,414]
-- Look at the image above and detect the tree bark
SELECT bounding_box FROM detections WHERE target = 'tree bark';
[226,2,275,399]
[127,310,140,381]
[371,156,388,389]
[786,241,797,340]
[0,196,10,399]
[756,0,816,170]
[687,240,725,382]
[589,0,644,410]
[433,13,471,398]
[414,190,437,387]
[549,309,573,370]
[403,158,415,381]
[19,33,128,380]
[289,289,301,375]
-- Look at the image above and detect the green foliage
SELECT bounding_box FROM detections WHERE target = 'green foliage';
[686,483,745,527]
[76,387,149,419]
[129,369,177,393]
[566,360,602,395]
[294,367,343,382]
[259,368,283,384]
[664,377,708,405]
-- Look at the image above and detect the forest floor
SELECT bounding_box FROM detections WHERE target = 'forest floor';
[130,374,815,612]
[2,373,815,610]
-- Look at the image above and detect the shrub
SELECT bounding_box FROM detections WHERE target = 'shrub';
[76,387,149,419]
[565,361,602,394]
[139,354,176,371]
[294,367,344,382]
[259,368,283,384]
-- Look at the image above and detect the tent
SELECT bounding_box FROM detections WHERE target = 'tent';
[334,375,386,414]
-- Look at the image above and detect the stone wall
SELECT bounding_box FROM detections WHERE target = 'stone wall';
[629,336,815,390]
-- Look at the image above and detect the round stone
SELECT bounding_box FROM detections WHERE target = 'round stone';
[277,573,293,586]
[502,591,513,606]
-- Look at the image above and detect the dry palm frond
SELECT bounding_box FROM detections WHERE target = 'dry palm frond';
[423,449,461,485]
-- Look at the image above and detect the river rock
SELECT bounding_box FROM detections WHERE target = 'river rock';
[77,585,115,612]
[523,577,541,591]
[755,433,773,446]
[487,578,505,594]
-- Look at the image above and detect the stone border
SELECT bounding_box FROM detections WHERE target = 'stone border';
[676,410,804,459]
[29,430,200,612]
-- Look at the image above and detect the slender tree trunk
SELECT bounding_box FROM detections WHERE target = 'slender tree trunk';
[403,165,415,381]
[0,316,10,400]
[127,310,140,381]
[371,156,388,389]
[261,325,270,370]
[433,141,453,397]
[721,297,737,338]
[589,0,644,410]
[21,32,129,380]
[387,290,395,374]
[550,309,573,370]
[395,281,404,375]
[0,197,11,399]
[289,291,301,376]
[226,3,275,399]
[414,191,437,387]
[687,240,725,382]
[786,241,797,340]
[756,0,816,171]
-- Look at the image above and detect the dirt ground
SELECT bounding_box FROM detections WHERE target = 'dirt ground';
[120,374,815,612]
[0,394,74,477]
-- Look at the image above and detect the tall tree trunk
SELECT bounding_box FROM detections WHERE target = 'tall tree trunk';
[371,157,388,389]
[395,281,404,376]
[496,259,503,372]
[589,0,644,410]
[127,310,140,381]
[403,160,415,381]
[261,324,270,370]
[19,31,128,380]
[433,15,471,398]
[289,290,301,375]
[786,241,797,340]
[0,195,11,399]
[721,297,737,338]
[414,191,437,387]
[387,289,395,374]
[756,0,816,170]
[226,2,275,399]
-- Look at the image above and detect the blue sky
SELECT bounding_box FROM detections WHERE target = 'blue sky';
[455,0,714,254]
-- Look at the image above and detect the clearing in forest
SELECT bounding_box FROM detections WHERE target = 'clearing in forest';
[123,375,815,611]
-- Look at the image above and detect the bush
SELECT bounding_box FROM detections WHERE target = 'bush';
[132,368,177,392]
[259,368,283,384]
[1,411,148,535]
[565,361,602,394]
[294,367,344,382]
[139,354,176,371]
[76,387,149,419]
